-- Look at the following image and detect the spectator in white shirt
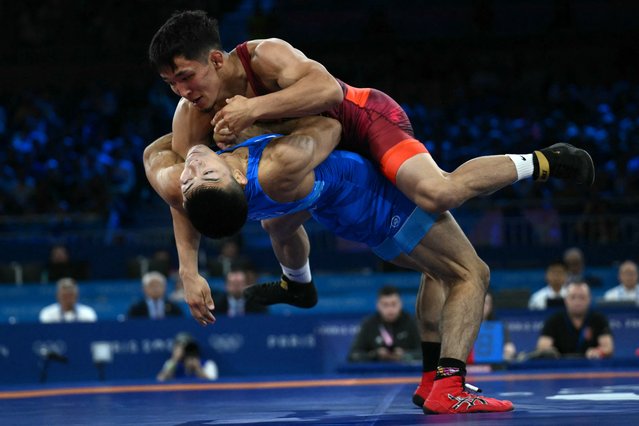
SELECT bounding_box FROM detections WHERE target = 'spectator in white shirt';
[603,260,638,303]
[529,261,568,310]
[39,278,97,323]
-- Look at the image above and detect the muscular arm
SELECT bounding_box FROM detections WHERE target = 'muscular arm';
[250,39,343,119]
[214,39,343,133]
[172,98,215,159]
[143,133,185,206]
[144,134,215,324]
[257,116,340,270]
[262,116,342,196]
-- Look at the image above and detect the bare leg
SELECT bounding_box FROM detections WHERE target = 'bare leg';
[415,273,446,343]
[246,211,318,308]
[261,212,312,269]
[394,212,489,361]
[396,153,517,213]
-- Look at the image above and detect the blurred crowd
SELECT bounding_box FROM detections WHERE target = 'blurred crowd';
[2,57,638,227]
[1,0,637,242]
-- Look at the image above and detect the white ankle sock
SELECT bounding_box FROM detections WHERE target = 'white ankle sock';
[506,154,534,181]
[281,260,312,283]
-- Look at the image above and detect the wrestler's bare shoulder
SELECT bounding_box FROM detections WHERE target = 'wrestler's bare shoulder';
[245,38,295,56]
[175,97,215,119]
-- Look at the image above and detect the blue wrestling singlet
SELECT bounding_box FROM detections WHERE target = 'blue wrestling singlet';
[219,135,437,261]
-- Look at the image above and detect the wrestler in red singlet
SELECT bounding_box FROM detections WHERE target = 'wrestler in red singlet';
[235,42,428,184]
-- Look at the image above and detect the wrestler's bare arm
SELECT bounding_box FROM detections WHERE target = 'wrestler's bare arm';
[260,116,342,197]
[172,98,215,159]
[143,133,184,206]
[143,134,215,324]
[213,39,343,134]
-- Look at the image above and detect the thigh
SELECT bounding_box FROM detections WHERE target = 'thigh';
[393,211,484,283]
[261,211,312,239]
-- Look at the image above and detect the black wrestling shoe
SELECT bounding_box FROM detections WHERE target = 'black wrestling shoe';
[533,143,595,186]
[243,275,318,308]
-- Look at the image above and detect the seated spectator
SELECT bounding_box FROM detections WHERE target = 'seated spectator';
[147,249,174,278]
[535,282,614,359]
[207,237,252,277]
[483,292,516,361]
[127,271,183,319]
[528,261,568,310]
[39,277,97,323]
[45,244,88,282]
[563,247,602,287]
[168,276,185,303]
[603,260,638,304]
[214,269,268,317]
[348,286,420,362]
[157,332,217,381]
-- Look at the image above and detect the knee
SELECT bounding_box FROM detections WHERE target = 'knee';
[414,180,463,213]
[261,218,291,239]
[475,259,490,292]
[450,257,490,292]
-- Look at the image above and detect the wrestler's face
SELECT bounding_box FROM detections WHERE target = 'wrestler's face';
[180,144,232,198]
[160,53,223,112]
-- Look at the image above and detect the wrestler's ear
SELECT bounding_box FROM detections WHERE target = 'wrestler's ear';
[232,169,247,185]
[209,50,224,69]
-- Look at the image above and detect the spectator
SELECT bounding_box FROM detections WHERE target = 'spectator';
[348,286,420,362]
[207,237,252,277]
[528,261,568,310]
[39,277,97,323]
[483,292,516,361]
[147,249,174,279]
[563,247,602,287]
[127,271,183,319]
[214,269,268,317]
[168,276,185,303]
[603,260,639,303]
[536,282,614,359]
[157,332,217,381]
[45,244,88,282]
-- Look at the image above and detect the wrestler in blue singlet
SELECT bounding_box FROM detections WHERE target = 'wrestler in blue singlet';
[219,134,437,261]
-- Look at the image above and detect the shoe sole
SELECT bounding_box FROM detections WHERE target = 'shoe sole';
[423,403,515,414]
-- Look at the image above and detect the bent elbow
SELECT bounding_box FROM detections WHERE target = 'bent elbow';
[329,79,344,104]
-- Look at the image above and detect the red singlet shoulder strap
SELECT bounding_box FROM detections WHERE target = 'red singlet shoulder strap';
[235,42,271,96]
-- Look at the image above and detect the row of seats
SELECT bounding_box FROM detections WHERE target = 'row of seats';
[0,269,621,323]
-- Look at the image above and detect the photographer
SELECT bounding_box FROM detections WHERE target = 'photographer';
[157,332,218,381]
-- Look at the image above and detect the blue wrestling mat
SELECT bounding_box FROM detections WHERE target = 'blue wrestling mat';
[2,368,638,425]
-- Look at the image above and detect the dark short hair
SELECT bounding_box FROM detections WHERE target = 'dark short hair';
[149,10,222,71]
[378,285,400,298]
[184,183,248,239]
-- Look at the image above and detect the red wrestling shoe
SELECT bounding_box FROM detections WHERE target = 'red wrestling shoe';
[412,371,435,408]
[424,376,513,414]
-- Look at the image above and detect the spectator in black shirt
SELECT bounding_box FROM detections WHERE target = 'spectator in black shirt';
[348,286,420,362]
[536,281,614,359]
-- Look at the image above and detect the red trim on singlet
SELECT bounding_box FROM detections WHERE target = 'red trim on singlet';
[379,139,428,184]
[235,42,270,96]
